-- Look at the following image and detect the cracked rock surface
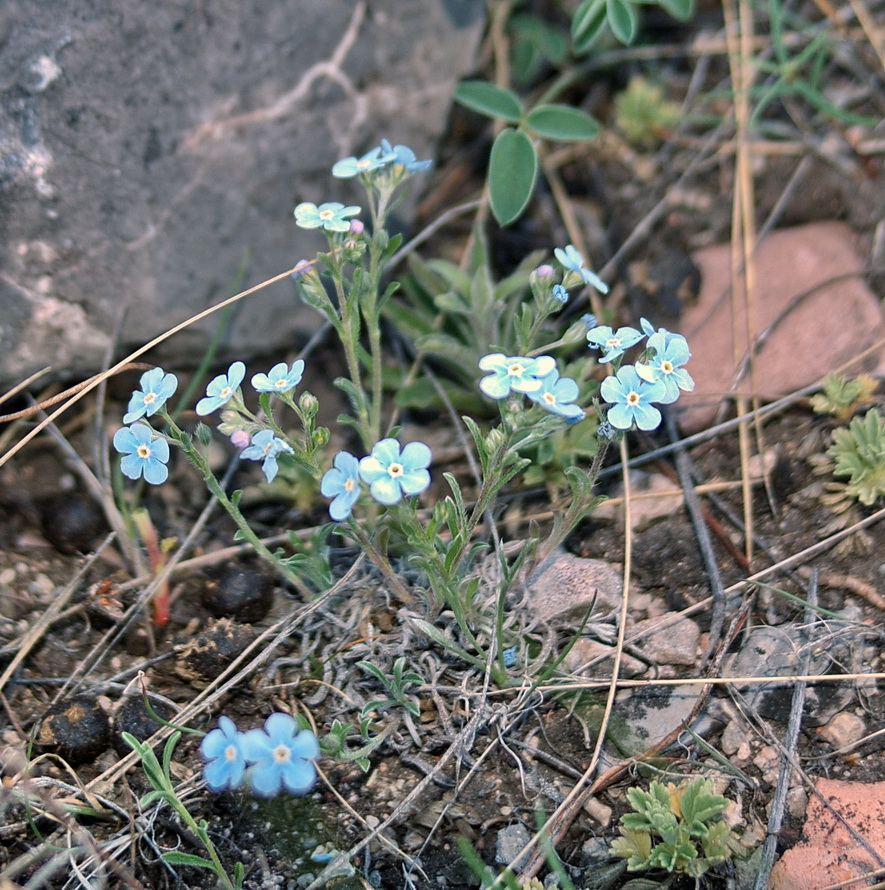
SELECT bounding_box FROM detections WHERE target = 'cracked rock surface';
[0,0,484,385]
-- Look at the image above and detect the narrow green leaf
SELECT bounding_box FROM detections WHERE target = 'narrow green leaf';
[410,618,485,669]
[161,851,216,870]
[489,128,538,226]
[572,0,608,54]
[454,80,523,122]
[607,0,638,44]
[162,731,181,780]
[525,104,600,142]
[658,0,695,20]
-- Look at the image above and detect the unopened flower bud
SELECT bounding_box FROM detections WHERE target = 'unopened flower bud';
[291,259,314,280]
[230,430,251,449]
[535,264,555,279]
[349,219,365,236]
[299,391,318,415]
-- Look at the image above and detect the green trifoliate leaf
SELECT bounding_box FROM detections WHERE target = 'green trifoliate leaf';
[607,0,639,43]
[658,0,695,20]
[454,80,523,122]
[489,128,538,226]
[572,0,608,53]
[525,104,600,142]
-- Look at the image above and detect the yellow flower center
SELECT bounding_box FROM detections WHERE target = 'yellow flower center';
[220,386,232,399]
[357,159,372,169]
[543,393,556,407]
[273,745,291,764]
[508,363,524,376]
[137,445,151,459]
[224,744,238,763]
[661,361,673,374]
[144,392,156,405]
[627,391,640,406]
[319,209,335,220]
[606,338,621,351]
[388,463,404,477]
[274,379,288,388]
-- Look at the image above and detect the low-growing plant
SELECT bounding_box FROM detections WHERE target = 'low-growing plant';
[828,409,885,506]
[810,372,877,422]
[609,776,737,878]
[614,76,681,149]
[357,657,425,718]
[109,141,695,690]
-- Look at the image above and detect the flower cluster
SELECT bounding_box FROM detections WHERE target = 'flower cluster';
[331,138,432,180]
[114,367,179,483]
[321,437,432,521]
[589,318,695,431]
[200,713,319,797]
[478,354,585,422]
[113,359,308,485]
[529,244,607,315]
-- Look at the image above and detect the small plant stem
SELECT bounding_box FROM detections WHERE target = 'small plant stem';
[170,802,237,890]
[168,419,312,599]
[345,518,414,605]
[331,268,373,446]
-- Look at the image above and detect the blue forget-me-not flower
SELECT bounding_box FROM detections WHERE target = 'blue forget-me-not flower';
[196,362,245,416]
[113,424,170,485]
[527,370,585,421]
[251,360,305,394]
[359,439,431,505]
[553,244,609,294]
[331,146,395,179]
[240,713,319,797]
[123,367,178,424]
[586,325,643,363]
[635,331,695,404]
[378,139,432,173]
[600,365,667,431]
[294,202,361,233]
[478,354,556,399]
[321,451,362,520]
[201,716,247,792]
[241,429,293,483]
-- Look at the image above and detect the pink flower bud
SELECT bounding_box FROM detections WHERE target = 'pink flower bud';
[349,219,365,235]
[535,264,555,279]
[230,430,251,449]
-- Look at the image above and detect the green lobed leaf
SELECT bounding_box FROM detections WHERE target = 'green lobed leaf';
[607,0,639,44]
[679,778,728,828]
[453,80,523,122]
[525,104,601,142]
[489,128,538,226]
[572,0,608,54]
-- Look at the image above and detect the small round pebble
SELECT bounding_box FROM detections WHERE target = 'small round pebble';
[39,492,107,555]
[38,693,110,764]
[200,562,274,622]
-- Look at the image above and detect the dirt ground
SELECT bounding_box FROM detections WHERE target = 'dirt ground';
[2,1,885,888]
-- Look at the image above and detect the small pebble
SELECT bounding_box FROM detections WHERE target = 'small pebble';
[38,693,110,764]
[199,561,274,622]
[113,696,176,754]
[175,618,256,687]
[39,492,107,554]
[817,712,866,750]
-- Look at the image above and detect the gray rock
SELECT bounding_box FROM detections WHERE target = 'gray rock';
[495,822,532,871]
[610,683,720,757]
[724,623,853,724]
[524,548,623,628]
[0,0,484,386]
[632,613,700,666]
